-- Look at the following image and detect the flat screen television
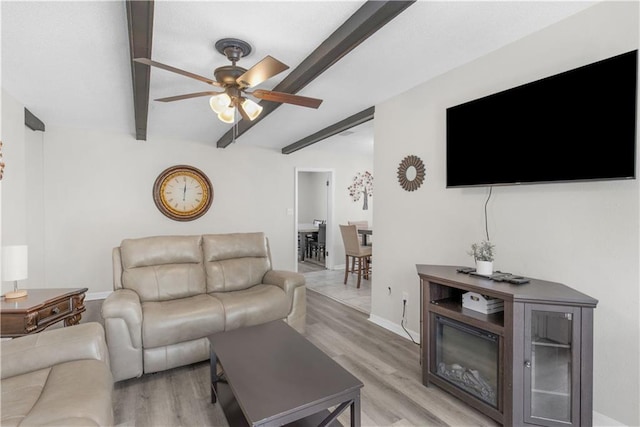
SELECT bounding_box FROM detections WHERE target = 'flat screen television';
[446,49,637,188]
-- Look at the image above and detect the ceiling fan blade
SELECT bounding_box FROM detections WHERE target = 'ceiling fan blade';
[134,58,221,86]
[249,89,323,109]
[236,56,289,88]
[155,91,223,102]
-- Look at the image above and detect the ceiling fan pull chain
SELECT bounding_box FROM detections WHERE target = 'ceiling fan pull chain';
[232,109,237,144]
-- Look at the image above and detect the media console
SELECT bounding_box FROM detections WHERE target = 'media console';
[417,265,597,426]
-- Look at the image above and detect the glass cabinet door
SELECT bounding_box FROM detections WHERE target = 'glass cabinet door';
[524,304,580,426]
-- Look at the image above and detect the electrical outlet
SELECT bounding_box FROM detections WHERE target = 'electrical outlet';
[402,291,409,303]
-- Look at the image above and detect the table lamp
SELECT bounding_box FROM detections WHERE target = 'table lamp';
[2,245,28,299]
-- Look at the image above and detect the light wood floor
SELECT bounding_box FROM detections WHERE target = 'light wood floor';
[298,257,327,273]
[113,291,498,426]
[304,268,371,314]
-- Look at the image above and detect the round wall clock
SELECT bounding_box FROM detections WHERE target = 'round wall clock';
[153,165,213,221]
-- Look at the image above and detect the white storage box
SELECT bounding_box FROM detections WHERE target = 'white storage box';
[462,292,504,314]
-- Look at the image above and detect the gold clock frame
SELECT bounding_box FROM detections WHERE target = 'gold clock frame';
[397,155,425,192]
[153,165,213,221]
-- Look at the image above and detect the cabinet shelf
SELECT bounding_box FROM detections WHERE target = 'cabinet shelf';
[532,340,571,349]
[532,389,570,398]
[430,297,504,336]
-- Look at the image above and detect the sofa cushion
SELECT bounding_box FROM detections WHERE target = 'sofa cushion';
[142,294,225,348]
[212,284,290,331]
[0,360,113,427]
[203,233,271,292]
[121,235,205,302]
[1,322,110,379]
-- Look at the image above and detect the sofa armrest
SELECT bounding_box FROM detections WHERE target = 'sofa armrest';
[101,289,143,347]
[101,289,144,381]
[0,322,109,380]
[263,269,305,300]
[262,270,305,297]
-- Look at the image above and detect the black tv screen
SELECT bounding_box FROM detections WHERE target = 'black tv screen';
[446,50,637,188]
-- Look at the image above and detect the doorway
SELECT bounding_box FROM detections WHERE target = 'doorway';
[294,168,334,273]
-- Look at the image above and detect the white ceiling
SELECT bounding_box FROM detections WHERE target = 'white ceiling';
[1,1,595,153]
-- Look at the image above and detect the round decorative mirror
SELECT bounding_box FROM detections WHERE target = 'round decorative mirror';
[397,155,425,192]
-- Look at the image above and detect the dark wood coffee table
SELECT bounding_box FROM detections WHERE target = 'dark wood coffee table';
[208,321,363,427]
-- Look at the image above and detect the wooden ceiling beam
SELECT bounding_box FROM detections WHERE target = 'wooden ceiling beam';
[126,0,154,141]
[24,108,45,132]
[281,107,374,154]
[216,0,415,149]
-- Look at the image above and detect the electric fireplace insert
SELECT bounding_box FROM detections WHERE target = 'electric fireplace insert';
[433,315,500,408]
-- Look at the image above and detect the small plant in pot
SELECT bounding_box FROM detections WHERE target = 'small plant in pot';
[468,240,495,276]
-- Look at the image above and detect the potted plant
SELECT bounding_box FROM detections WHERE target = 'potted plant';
[469,240,495,276]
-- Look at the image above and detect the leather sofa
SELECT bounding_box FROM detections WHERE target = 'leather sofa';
[0,322,113,426]
[102,232,306,382]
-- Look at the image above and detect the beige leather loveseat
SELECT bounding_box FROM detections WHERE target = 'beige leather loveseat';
[102,232,306,382]
[0,322,113,426]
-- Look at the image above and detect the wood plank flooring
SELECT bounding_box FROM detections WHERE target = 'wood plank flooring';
[113,290,498,426]
[298,258,327,273]
[304,269,371,314]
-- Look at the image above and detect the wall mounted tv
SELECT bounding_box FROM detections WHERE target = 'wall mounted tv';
[446,49,637,188]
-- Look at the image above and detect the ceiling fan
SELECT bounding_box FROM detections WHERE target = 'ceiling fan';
[134,38,323,123]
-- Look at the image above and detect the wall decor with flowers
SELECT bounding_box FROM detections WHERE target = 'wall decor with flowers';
[348,171,373,210]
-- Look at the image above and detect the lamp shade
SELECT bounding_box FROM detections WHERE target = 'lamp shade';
[2,245,28,282]
[241,98,263,121]
[218,106,235,124]
[209,93,231,114]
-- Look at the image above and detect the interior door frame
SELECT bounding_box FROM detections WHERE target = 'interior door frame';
[294,167,335,272]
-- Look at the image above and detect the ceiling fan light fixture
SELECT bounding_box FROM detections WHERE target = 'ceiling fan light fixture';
[241,98,263,121]
[218,106,236,124]
[209,93,232,114]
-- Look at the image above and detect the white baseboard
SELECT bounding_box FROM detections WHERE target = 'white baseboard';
[368,314,420,344]
[593,411,627,426]
[86,291,111,301]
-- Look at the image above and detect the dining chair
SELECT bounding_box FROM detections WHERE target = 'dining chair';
[339,224,372,288]
[347,220,368,228]
[348,220,370,246]
[308,223,326,260]
[304,221,322,257]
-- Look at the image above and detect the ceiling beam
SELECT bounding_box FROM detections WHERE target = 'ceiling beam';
[281,107,374,154]
[24,108,45,132]
[126,0,154,141]
[216,0,415,149]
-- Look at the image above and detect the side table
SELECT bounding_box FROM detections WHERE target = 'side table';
[0,288,88,338]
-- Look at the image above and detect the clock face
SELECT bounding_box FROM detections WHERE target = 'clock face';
[153,165,213,221]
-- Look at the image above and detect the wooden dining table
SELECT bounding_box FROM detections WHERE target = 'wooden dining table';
[358,227,372,246]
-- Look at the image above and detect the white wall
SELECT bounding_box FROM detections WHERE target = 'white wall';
[1,90,46,292]
[1,91,27,246]
[25,128,45,287]
[372,2,639,425]
[298,171,328,224]
[0,124,367,294]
